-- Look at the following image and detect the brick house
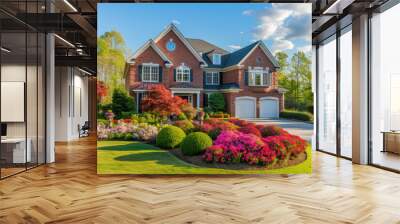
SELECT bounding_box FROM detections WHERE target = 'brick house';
[125,24,285,118]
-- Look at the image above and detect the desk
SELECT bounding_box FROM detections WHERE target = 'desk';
[1,138,31,163]
[382,131,400,154]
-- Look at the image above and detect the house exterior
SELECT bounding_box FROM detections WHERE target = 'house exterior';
[125,24,285,118]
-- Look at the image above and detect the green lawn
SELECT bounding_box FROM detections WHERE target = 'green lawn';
[97,141,312,174]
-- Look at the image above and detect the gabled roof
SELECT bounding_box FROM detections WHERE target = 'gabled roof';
[223,41,279,68]
[129,24,279,70]
[186,38,229,55]
[128,39,172,65]
[222,41,259,68]
[154,24,207,66]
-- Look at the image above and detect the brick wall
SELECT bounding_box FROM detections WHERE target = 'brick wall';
[126,47,168,88]
[155,31,203,88]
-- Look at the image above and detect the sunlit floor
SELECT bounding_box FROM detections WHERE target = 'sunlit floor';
[0,136,400,223]
[372,150,400,171]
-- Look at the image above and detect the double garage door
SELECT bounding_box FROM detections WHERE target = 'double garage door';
[235,97,279,119]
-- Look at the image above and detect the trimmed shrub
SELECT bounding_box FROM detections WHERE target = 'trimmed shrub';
[181,132,213,156]
[177,113,187,120]
[208,93,226,112]
[111,88,136,119]
[173,120,194,134]
[156,126,186,149]
[280,110,313,122]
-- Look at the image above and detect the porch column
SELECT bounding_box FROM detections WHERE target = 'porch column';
[136,92,139,113]
[196,92,200,109]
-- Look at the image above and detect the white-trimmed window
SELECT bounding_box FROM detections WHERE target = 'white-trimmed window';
[206,72,220,85]
[212,54,221,65]
[176,64,191,82]
[248,67,271,86]
[142,63,159,82]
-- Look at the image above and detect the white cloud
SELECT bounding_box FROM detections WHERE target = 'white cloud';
[272,39,294,54]
[229,45,241,50]
[297,45,311,53]
[271,3,311,16]
[252,4,311,54]
[242,10,253,16]
[240,31,244,35]
[172,20,180,25]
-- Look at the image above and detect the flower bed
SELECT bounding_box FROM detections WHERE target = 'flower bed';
[98,116,308,170]
[97,120,162,142]
[201,130,307,166]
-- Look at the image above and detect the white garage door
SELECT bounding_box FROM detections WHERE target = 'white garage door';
[235,97,256,118]
[260,98,279,118]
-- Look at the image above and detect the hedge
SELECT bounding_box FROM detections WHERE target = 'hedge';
[279,110,313,122]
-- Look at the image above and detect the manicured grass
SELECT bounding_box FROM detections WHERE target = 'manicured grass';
[97,141,312,174]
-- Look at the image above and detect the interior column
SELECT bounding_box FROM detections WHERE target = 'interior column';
[352,14,369,164]
[46,32,55,163]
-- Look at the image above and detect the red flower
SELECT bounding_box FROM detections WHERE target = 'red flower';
[238,124,262,137]
[259,125,289,137]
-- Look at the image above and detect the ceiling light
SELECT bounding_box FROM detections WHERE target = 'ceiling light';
[63,0,78,12]
[78,67,92,76]
[323,0,355,15]
[1,47,11,53]
[54,34,75,48]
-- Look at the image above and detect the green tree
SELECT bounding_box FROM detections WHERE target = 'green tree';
[97,30,130,103]
[207,93,226,112]
[275,51,313,112]
[111,88,136,119]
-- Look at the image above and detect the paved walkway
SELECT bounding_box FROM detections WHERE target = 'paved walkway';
[247,119,314,142]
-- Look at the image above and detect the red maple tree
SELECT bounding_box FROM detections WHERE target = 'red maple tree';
[97,81,108,102]
[141,85,188,116]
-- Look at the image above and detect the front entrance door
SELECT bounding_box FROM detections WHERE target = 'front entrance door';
[175,94,193,105]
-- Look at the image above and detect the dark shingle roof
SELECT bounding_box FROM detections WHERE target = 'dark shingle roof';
[186,38,229,55]
[222,41,259,67]
[186,38,278,69]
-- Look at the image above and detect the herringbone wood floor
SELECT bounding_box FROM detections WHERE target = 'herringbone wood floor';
[1,136,400,224]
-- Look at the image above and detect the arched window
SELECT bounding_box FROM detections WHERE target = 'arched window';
[176,64,191,82]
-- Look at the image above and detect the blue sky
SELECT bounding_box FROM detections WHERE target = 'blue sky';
[98,3,311,57]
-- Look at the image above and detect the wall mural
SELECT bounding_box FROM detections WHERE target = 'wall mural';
[97,3,313,174]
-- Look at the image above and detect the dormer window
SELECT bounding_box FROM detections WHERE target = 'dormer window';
[212,54,221,65]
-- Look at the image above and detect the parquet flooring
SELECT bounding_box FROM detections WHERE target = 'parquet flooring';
[1,136,400,223]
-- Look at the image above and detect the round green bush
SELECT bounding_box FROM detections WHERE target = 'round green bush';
[181,132,213,156]
[172,120,194,134]
[156,126,186,149]
[177,113,187,120]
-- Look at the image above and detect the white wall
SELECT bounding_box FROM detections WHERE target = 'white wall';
[55,67,89,141]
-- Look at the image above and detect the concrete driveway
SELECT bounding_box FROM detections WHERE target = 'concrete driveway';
[246,119,314,142]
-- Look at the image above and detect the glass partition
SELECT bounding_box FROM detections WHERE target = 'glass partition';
[317,35,337,154]
[0,2,46,179]
[339,27,352,158]
[371,3,400,171]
